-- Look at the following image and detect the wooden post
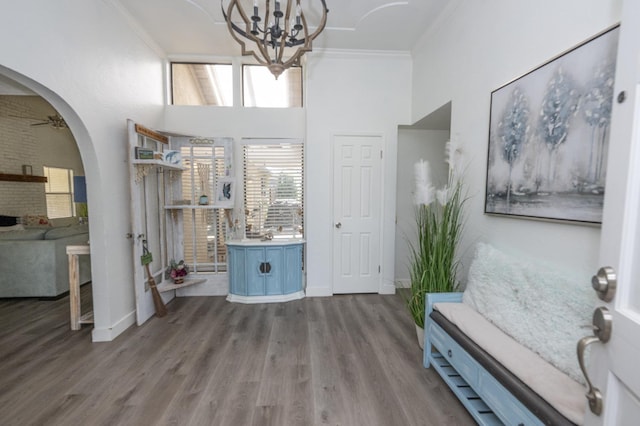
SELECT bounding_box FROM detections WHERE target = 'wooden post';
[67,245,91,331]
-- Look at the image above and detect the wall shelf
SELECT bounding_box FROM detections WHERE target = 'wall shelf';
[157,277,206,293]
[164,205,224,210]
[0,173,47,183]
[131,159,185,171]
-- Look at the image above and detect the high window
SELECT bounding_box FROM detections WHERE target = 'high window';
[243,141,304,239]
[171,63,233,106]
[170,62,303,108]
[243,65,302,107]
[44,166,74,218]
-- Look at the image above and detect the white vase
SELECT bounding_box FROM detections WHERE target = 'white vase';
[415,324,425,350]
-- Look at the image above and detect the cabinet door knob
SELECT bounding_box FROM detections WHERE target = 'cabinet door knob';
[264,262,271,273]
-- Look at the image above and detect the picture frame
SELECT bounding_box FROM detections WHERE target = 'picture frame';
[135,146,154,160]
[215,177,235,208]
[162,149,182,165]
[484,25,620,224]
[22,165,32,175]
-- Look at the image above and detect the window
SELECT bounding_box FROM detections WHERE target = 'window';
[243,142,304,239]
[171,63,233,106]
[179,143,228,273]
[44,166,74,218]
[170,62,303,108]
[243,65,302,107]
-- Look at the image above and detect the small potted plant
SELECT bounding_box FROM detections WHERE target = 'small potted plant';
[167,259,189,284]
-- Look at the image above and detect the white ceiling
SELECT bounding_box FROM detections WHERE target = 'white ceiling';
[2,0,457,129]
[113,0,457,56]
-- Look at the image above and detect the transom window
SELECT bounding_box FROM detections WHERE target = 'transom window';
[242,65,302,107]
[170,62,303,108]
[171,63,233,106]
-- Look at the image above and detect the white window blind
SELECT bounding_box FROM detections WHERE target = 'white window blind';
[243,142,304,239]
[44,166,74,219]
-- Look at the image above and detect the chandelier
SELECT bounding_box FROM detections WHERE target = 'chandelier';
[222,0,328,79]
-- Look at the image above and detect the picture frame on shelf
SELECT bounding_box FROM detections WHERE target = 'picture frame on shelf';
[134,146,154,160]
[162,149,181,165]
[215,177,235,208]
[485,25,619,224]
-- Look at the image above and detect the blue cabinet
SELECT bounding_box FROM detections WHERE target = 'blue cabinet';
[227,240,304,303]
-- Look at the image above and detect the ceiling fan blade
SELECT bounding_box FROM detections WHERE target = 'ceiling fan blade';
[7,113,68,129]
[8,114,45,121]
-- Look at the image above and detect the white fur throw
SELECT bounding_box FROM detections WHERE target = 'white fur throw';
[462,242,597,385]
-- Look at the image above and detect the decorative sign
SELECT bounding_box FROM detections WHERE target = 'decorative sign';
[135,124,169,144]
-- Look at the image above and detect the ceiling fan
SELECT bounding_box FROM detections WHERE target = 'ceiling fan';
[9,113,68,129]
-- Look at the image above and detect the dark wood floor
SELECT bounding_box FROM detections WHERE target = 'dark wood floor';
[0,287,474,426]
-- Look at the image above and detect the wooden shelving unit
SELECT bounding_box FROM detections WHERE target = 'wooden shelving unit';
[0,173,47,183]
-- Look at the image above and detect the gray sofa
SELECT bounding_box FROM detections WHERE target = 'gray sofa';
[0,224,91,298]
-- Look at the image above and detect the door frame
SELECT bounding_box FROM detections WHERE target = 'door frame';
[584,1,640,423]
[330,132,386,294]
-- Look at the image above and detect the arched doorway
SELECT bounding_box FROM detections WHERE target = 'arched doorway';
[0,67,100,336]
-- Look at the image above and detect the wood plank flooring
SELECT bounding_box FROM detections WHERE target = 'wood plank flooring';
[0,287,475,426]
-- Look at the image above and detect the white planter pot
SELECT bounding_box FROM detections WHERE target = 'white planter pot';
[415,324,425,350]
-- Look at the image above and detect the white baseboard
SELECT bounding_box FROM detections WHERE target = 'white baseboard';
[175,278,228,296]
[305,286,332,297]
[91,309,136,342]
[380,280,397,294]
[395,279,411,288]
[226,291,305,304]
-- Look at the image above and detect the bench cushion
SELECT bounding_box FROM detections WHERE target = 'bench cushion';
[462,242,596,385]
[434,302,585,425]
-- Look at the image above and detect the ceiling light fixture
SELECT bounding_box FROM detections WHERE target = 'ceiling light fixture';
[222,0,328,79]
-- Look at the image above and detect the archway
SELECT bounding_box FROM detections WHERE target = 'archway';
[0,65,102,335]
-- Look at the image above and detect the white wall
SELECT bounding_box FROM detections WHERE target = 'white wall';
[395,129,449,286]
[0,1,165,341]
[411,0,622,283]
[305,50,412,296]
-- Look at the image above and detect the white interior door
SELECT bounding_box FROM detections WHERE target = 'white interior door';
[127,120,173,325]
[332,134,382,294]
[584,2,640,424]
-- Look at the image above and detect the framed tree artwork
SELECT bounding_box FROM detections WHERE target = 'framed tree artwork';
[485,25,620,224]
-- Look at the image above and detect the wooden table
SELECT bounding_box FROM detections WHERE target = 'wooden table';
[66,244,92,331]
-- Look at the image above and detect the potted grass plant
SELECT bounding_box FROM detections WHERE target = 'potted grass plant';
[405,143,467,348]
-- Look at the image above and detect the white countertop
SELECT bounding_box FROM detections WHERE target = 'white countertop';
[226,238,306,247]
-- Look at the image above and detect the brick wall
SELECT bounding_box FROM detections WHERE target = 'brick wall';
[0,96,81,218]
